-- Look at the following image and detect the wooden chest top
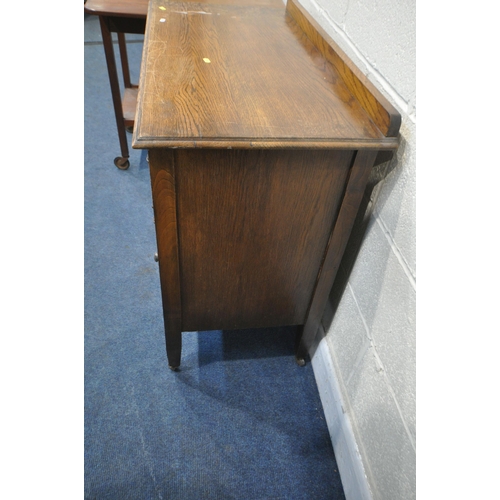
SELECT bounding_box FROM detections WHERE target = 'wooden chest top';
[132,0,400,149]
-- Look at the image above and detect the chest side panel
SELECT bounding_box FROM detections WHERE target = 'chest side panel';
[176,148,353,331]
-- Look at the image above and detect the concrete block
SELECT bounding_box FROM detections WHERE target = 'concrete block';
[366,267,416,441]
[315,0,350,27]
[342,0,416,103]
[374,115,416,276]
[297,0,415,112]
[347,350,416,500]
[325,286,369,385]
[347,221,416,438]
[345,219,393,328]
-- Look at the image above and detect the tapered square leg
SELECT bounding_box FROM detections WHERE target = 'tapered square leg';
[149,149,183,371]
[165,328,181,371]
[294,326,307,366]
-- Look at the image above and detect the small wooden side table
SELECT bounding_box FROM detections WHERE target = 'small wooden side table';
[84,0,149,170]
[132,0,401,370]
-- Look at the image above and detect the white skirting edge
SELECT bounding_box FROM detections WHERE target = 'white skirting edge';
[310,334,373,500]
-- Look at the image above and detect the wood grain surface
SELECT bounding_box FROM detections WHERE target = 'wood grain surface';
[133,0,399,149]
[148,149,183,369]
[132,0,402,367]
[175,148,353,332]
[84,0,149,18]
[296,149,378,360]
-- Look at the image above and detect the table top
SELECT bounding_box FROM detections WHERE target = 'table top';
[132,0,400,149]
[84,0,283,18]
[84,0,150,17]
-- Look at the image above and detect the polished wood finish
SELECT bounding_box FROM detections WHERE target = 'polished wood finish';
[84,0,149,19]
[133,0,398,150]
[176,149,353,332]
[133,0,401,368]
[148,149,183,369]
[296,149,378,360]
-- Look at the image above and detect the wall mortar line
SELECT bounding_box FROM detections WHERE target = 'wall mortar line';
[374,213,416,290]
[302,0,413,121]
[347,283,416,452]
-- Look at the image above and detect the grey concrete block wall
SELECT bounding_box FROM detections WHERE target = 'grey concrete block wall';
[296,0,416,499]
[328,217,416,495]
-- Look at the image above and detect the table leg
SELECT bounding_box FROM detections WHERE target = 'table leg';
[149,149,183,371]
[99,16,130,169]
[295,150,378,364]
[294,326,307,366]
[165,328,182,371]
[117,32,133,89]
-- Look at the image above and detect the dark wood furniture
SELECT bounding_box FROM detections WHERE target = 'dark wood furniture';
[132,0,401,370]
[84,0,149,170]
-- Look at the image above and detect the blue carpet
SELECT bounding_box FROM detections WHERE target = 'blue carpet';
[84,12,345,500]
